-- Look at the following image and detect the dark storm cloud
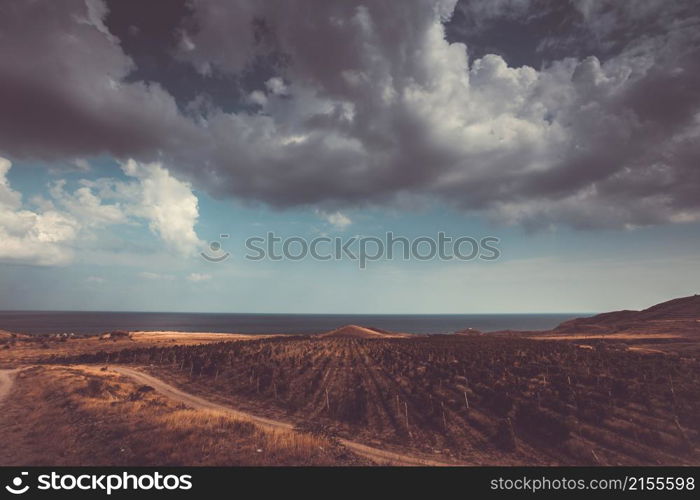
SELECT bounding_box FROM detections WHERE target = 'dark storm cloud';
[1,0,700,229]
[447,0,699,67]
[102,0,281,113]
[446,0,585,68]
[0,0,201,161]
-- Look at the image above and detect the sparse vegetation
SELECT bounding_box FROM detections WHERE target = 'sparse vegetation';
[58,335,700,465]
[0,331,264,367]
[0,365,365,466]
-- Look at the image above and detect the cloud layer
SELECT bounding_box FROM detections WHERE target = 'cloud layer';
[0,157,202,265]
[0,158,79,265]
[1,0,699,229]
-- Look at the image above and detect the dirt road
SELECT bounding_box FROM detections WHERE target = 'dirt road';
[0,369,17,403]
[113,366,463,466]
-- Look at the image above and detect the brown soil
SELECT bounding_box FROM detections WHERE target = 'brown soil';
[65,335,700,465]
[114,366,460,466]
[0,365,367,466]
[531,333,683,341]
[0,368,17,402]
[0,331,276,368]
[131,331,282,343]
[554,295,700,336]
[317,324,409,339]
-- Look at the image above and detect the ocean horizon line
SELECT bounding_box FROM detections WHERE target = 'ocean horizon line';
[0,309,593,316]
[0,310,587,336]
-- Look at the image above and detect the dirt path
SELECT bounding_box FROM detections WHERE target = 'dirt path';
[112,366,464,466]
[0,369,17,403]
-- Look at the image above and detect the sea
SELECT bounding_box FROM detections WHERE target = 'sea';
[0,311,585,336]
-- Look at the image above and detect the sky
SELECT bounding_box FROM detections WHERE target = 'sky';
[0,0,699,314]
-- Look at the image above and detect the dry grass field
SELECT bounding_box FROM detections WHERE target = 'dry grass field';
[0,365,366,466]
[0,331,278,367]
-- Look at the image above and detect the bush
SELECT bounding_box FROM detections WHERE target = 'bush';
[515,402,572,443]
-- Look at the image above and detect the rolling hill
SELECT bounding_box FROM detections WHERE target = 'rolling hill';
[555,295,700,334]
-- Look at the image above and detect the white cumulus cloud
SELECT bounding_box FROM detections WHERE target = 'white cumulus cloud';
[139,271,175,280]
[122,160,203,256]
[0,157,78,266]
[187,272,212,282]
[316,209,352,230]
[0,156,203,266]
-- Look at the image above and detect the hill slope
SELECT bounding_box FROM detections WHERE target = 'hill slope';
[555,295,700,334]
[317,324,407,339]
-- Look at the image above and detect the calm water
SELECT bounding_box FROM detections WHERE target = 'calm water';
[0,311,583,336]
